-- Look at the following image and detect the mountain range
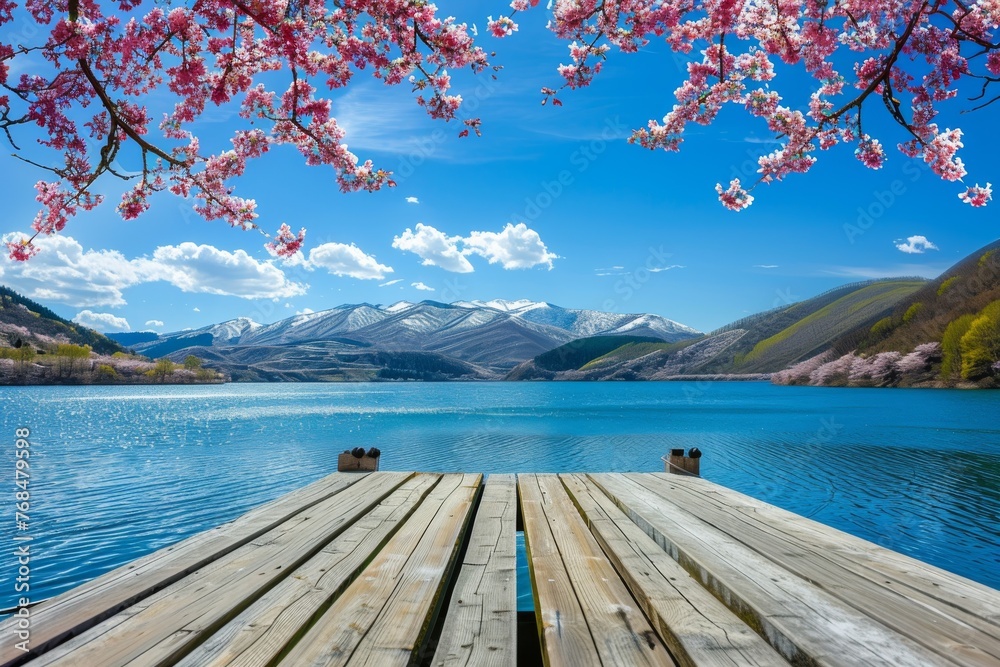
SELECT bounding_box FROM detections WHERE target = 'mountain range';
[6,238,996,385]
[119,299,700,381]
[508,278,926,380]
[509,239,1000,386]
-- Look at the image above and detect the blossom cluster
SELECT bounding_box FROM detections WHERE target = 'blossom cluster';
[504,0,997,210]
[773,342,942,386]
[2,1,488,259]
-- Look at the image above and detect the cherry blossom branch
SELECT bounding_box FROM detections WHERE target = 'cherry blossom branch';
[2,0,489,260]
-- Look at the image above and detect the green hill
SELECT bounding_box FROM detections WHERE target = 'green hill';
[532,278,925,380]
[851,240,1000,357]
[773,239,1000,387]
[506,335,670,379]
[534,335,666,371]
[724,279,926,373]
[0,285,124,355]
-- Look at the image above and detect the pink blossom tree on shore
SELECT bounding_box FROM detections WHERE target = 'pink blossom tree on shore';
[1,0,996,261]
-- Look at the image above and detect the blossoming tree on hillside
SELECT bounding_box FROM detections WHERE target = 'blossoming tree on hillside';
[1,0,995,262]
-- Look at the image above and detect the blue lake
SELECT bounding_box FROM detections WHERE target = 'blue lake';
[0,381,998,611]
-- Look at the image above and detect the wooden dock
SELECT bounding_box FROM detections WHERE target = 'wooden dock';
[2,472,999,666]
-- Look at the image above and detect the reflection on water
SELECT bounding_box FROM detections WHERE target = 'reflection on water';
[0,382,997,609]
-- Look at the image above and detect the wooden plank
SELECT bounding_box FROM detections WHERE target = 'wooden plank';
[635,473,1000,666]
[519,473,675,667]
[560,474,787,667]
[276,473,481,667]
[27,472,412,667]
[0,471,373,667]
[432,473,517,667]
[176,474,442,667]
[589,473,950,667]
[518,474,595,667]
[646,475,1000,625]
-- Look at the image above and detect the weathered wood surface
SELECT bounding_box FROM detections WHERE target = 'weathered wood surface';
[432,473,517,667]
[177,474,441,667]
[277,473,480,667]
[640,472,1000,661]
[589,473,987,667]
[520,473,675,667]
[6,471,999,667]
[27,472,413,667]
[560,474,786,667]
[0,471,373,667]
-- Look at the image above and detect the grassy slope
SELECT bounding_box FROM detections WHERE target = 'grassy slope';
[847,240,1000,355]
[555,279,925,377]
[734,281,926,372]
[532,335,667,372]
[580,338,700,370]
[0,285,124,355]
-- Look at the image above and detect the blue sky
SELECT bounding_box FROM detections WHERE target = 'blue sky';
[0,2,997,335]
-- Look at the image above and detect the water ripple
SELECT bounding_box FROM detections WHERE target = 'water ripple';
[1,382,998,610]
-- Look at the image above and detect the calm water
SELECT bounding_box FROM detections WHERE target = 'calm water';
[0,382,998,611]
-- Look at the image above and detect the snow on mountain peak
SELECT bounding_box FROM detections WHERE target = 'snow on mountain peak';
[382,301,414,313]
[454,299,546,312]
[208,317,261,340]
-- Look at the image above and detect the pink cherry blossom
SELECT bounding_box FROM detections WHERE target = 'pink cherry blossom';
[959,183,993,207]
[266,223,306,258]
[487,16,518,38]
[2,0,998,261]
[855,135,886,170]
[2,0,488,260]
[715,179,754,211]
[515,0,996,210]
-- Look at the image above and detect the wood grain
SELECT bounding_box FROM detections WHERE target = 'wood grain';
[520,473,675,667]
[0,471,373,667]
[432,474,517,667]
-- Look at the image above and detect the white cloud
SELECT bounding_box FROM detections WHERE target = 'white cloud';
[0,233,145,307]
[393,223,474,273]
[463,223,558,270]
[380,279,404,287]
[145,320,164,329]
[754,264,779,269]
[411,281,435,291]
[393,222,559,272]
[333,85,441,154]
[73,310,130,332]
[0,235,308,306]
[405,196,420,204]
[895,235,938,254]
[145,243,308,299]
[296,307,315,315]
[649,265,684,273]
[308,242,393,280]
[193,307,201,312]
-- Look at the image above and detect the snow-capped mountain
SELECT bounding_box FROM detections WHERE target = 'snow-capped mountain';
[205,317,262,342]
[453,299,699,339]
[131,300,701,372]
